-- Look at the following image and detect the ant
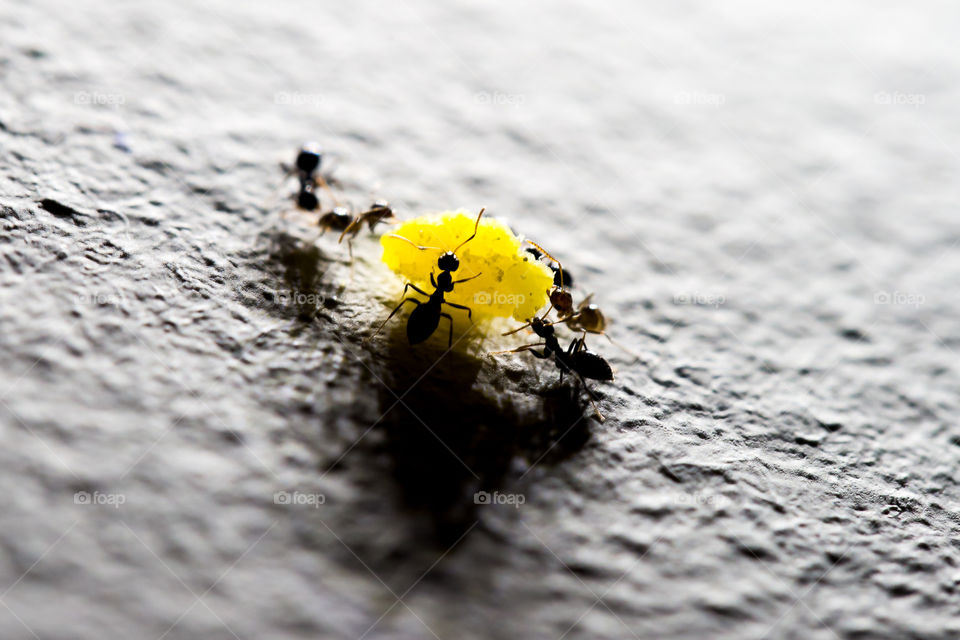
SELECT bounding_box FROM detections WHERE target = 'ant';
[525,241,642,363]
[284,142,341,212]
[522,240,576,317]
[526,245,574,288]
[554,293,643,363]
[491,315,613,421]
[314,205,358,257]
[337,199,397,245]
[367,208,485,348]
[317,205,353,235]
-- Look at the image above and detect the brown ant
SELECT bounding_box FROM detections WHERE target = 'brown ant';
[337,199,397,245]
[555,293,643,363]
[367,208,485,348]
[314,205,358,257]
[490,315,613,421]
[317,205,353,235]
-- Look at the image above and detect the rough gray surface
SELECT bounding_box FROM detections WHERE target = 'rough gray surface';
[1,1,959,638]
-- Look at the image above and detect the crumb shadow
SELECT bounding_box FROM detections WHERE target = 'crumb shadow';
[249,232,596,550]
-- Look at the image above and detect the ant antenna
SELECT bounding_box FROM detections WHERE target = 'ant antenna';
[382,234,443,252]
[525,240,567,292]
[502,319,535,337]
[452,208,485,253]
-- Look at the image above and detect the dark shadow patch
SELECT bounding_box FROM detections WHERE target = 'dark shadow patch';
[352,319,594,547]
[839,327,870,342]
[242,229,343,323]
[39,198,86,225]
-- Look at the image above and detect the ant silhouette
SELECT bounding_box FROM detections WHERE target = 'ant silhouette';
[337,199,397,245]
[368,208,485,348]
[491,315,613,420]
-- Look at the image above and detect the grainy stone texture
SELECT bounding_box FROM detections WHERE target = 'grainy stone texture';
[1,1,959,639]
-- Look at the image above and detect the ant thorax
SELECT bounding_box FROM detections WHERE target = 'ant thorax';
[436,270,454,291]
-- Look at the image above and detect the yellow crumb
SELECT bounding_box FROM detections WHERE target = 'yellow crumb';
[380,209,553,321]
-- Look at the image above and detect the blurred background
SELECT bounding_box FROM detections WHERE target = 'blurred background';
[1,1,958,638]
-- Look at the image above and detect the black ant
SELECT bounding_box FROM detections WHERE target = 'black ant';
[337,199,397,245]
[522,240,576,317]
[526,245,574,288]
[367,208,485,348]
[284,142,341,212]
[491,315,613,420]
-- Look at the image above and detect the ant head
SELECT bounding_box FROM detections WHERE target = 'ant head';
[550,289,574,314]
[296,143,322,174]
[531,317,554,337]
[437,251,460,272]
[372,199,390,210]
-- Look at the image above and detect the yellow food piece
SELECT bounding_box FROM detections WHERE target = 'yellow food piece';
[380,209,553,321]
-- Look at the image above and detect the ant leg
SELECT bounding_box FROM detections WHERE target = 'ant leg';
[430,272,437,289]
[337,218,361,244]
[440,312,454,348]
[366,298,420,343]
[443,301,473,323]
[452,272,482,285]
[502,319,535,337]
[487,342,546,357]
[313,174,341,206]
[577,374,605,422]
[403,282,430,297]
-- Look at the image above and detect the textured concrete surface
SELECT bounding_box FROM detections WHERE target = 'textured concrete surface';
[2,1,959,639]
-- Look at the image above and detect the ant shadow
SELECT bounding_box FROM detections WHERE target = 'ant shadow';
[366,320,593,547]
